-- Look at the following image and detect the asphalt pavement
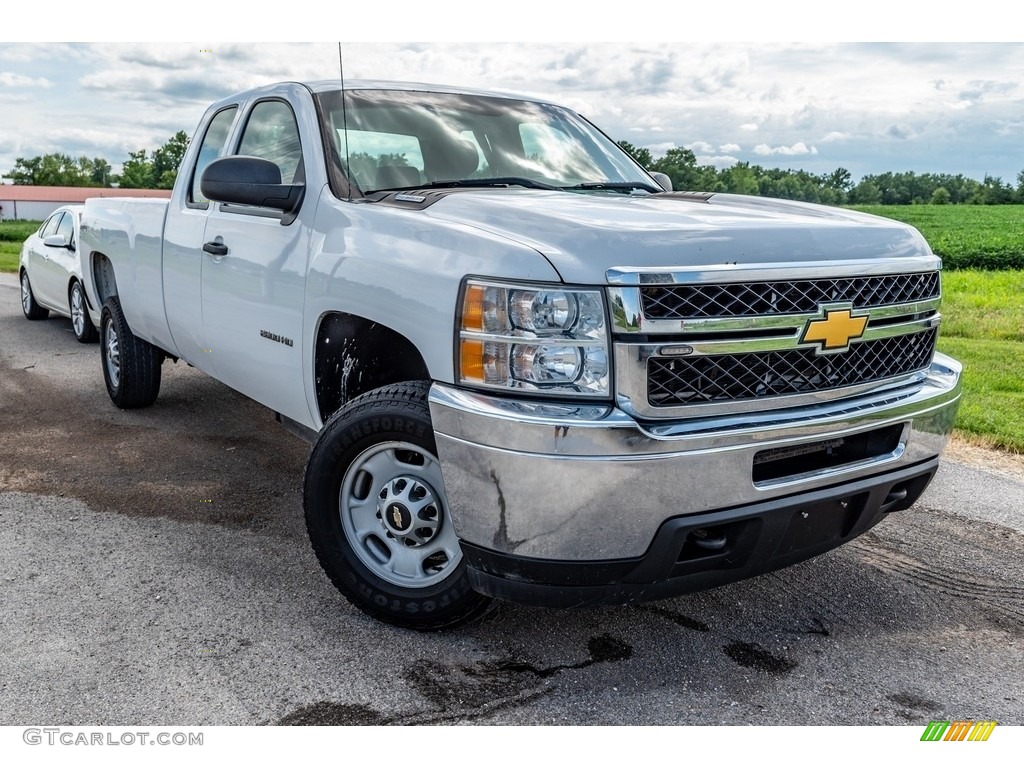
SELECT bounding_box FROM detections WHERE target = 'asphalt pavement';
[1,272,1022,726]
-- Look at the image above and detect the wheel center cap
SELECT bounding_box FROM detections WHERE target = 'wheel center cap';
[383,501,413,534]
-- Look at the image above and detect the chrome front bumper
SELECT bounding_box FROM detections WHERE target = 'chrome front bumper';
[428,353,961,562]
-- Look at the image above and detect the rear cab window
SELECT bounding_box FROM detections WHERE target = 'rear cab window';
[188,106,239,207]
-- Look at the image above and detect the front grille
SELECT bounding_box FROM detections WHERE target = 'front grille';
[641,272,940,319]
[647,328,937,406]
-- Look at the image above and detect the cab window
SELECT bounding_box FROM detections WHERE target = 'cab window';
[236,100,303,185]
[189,106,238,206]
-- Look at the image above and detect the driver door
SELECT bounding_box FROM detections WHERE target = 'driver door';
[199,98,312,424]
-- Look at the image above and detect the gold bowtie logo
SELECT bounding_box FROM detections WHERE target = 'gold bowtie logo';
[800,307,868,353]
[390,506,403,528]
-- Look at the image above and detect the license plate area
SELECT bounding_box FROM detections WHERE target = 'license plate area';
[773,492,868,558]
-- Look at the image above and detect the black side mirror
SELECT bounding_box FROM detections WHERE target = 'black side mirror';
[200,156,304,214]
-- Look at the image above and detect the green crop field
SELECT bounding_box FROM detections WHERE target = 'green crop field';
[851,205,1024,270]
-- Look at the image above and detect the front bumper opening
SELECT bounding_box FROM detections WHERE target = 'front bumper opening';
[752,423,905,485]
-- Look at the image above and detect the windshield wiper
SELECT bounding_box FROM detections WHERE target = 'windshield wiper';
[564,181,661,193]
[369,177,559,194]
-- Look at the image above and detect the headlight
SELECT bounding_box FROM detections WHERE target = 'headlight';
[458,279,609,397]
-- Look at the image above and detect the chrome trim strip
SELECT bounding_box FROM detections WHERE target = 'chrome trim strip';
[641,315,938,355]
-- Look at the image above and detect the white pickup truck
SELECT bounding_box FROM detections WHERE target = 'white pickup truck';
[79,80,962,629]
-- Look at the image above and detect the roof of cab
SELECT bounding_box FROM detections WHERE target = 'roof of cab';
[220,79,554,105]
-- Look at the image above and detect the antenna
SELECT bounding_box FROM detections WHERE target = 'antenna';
[338,42,351,202]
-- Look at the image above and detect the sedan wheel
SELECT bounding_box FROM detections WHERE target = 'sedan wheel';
[20,271,49,320]
[70,281,98,343]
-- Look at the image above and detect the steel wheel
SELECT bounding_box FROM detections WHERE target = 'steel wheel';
[340,440,462,589]
[304,381,492,629]
[104,318,120,389]
[98,296,162,409]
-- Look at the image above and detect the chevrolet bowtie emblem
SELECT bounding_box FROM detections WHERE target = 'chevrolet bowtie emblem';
[800,306,868,354]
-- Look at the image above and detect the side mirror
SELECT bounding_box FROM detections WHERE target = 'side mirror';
[43,234,70,249]
[649,171,673,192]
[200,156,304,213]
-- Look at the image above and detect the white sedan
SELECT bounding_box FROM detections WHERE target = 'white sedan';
[19,205,98,343]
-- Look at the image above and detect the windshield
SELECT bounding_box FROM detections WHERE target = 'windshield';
[315,89,656,194]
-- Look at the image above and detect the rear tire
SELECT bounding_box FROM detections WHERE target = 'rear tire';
[100,296,162,408]
[20,271,49,320]
[70,280,98,343]
[304,381,493,630]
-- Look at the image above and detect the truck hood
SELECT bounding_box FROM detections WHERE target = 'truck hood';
[423,190,933,284]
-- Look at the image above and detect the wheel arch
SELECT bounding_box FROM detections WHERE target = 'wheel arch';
[313,312,432,424]
[88,251,119,307]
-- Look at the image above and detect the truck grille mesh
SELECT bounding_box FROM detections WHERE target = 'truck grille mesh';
[647,328,937,406]
[640,272,940,319]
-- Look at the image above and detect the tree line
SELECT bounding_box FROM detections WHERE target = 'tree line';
[6,132,1023,205]
[5,132,189,190]
[619,142,1024,205]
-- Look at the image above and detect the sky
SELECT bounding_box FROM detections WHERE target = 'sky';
[2,11,1021,186]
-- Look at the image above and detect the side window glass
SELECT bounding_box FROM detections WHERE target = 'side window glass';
[41,213,62,238]
[190,106,238,205]
[55,211,74,248]
[237,100,303,186]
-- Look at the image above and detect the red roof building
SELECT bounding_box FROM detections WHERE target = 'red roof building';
[0,186,171,221]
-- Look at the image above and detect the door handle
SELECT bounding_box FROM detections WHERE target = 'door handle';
[203,241,228,256]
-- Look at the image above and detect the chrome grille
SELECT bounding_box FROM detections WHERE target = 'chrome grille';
[640,272,940,319]
[647,328,937,406]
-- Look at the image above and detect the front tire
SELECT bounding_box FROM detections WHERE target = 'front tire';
[100,296,162,408]
[20,271,49,320]
[304,381,492,630]
[70,280,98,343]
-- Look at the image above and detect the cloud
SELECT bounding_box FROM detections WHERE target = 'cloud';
[886,124,914,140]
[687,141,715,154]
[719,143,741,152]
[645,142,678,154]
[696,154,740,168]
[821,132,850,142]
[958,79,1017,102]
[0,72,53,88]
[740,123,758,132]
[753,142,817,156]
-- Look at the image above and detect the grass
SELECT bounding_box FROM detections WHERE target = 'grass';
[938,270,1024,453]
[0,219,40,273]
[851,205,1024,270]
